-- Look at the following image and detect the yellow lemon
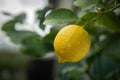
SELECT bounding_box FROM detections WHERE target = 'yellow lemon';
[54,24,91,63]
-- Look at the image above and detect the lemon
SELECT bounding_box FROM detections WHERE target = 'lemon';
[54,24,91,63]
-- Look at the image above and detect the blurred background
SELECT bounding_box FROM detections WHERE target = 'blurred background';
[0,0,120,80]
[0,0,75,80]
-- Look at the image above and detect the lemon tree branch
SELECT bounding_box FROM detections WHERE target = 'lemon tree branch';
[103,3,120,13]
[83,14,102,27]
[79,3,120,27]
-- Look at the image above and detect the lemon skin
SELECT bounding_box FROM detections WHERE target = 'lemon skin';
[54,24,91,63]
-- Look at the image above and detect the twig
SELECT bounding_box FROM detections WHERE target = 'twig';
[83,14,102,27]
[103,4,120,13]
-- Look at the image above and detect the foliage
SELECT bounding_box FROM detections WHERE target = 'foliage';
[1,11,57,57]
[44,8,79,26]
[1,0,120,80]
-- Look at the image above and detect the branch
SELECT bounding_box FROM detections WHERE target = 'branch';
[103,4,120,13]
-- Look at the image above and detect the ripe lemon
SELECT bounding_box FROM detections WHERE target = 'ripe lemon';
[54,24,91,63]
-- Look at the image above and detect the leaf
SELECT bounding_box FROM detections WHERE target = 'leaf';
[96,12,120,32]
[21,35,52,57]
[36,6,51,29]
[76,13,104,35]
[76,12,101,33]
[73,0,98,10]
[102,34,120,62]
[44,8,78,26]
[6,31,39,44]
[44,28,58,43]
[2,18,39,44]
[90,55,120,79]
[58,61,87,80]
[14,13,26,23]
[77,12,99,26]
[96,0,105,8]
[2,20,16,31]
[41,28,59,54]
[2,11,12,16]
[2,28,52,57]
[2,13,26,31]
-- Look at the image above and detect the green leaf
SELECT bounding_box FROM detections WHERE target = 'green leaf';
[73,0,98,10]
[44,28,58,42]
[2,20,16,31]
[96,0,105,8]
[90,55,120,79]
[96,12,120,32]
[44,8,78,26]
[36,6,51,20]
[2,19,40,44]
[58,61,87,80]
[36,6,51,29]
[41,28,59,55]
[102,34,120,62]
[6,31,39,44]
[2,11,12,16]
[2,13,26,31]
[76,13,104,35]
[76,12,101,32]
[14,13,26,23]
[77,12,99,26]
[21,35,52,57]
